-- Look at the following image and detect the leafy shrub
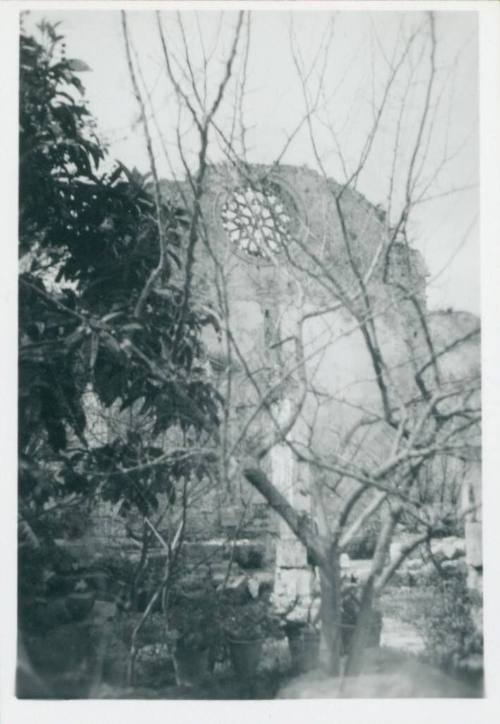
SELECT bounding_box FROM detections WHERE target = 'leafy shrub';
[18,537,81,621]
[18,20,220,633]
[429,511,464,539]
[168,585,221,652]
[234,544,265,570]
[221,598,283,642]
[419,570,483,672]
[345,518,381,559]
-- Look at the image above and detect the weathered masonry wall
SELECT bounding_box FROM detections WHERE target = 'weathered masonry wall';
[82,163,480,601]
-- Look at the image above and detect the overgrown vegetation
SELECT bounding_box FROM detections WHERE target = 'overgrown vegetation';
[419,571,483,675]
[344,517,381,560]
[18,18,220,662]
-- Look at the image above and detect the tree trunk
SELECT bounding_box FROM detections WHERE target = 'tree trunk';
[343,507,399,677]
[319,550,342,675]
[343,580,375,677]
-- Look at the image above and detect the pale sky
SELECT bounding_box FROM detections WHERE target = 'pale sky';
[24,7,479,314]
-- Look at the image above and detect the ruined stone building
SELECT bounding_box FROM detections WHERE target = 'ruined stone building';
[85,163,481,607]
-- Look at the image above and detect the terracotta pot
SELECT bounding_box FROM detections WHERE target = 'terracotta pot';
[228,638,263,679]
[287,630,320,673]
[173,646,209,687]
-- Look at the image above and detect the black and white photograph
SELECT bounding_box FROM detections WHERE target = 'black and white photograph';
[2,0,499,720]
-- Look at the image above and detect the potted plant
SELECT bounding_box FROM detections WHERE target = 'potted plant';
[284,619,321,674]
[172,630,211,687]
[222,599,282,679]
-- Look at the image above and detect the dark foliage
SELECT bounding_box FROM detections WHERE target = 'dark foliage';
[420,570,483,673]
[220,598,284,642]
[168,586,221,652]
[344,517,381,559]
[19,22,218,499]
[18,21,220,609]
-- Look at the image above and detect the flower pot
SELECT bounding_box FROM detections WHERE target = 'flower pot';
[173,646,210,687]
[286,630,320,673]
[228,638,263,679]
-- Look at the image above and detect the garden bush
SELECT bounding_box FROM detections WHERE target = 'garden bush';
[344,517,381,559]
[419,570,483,675]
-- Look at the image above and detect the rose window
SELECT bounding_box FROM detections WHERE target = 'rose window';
[220,183,296,260]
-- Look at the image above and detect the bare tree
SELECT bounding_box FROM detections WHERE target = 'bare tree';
[121,10,480,678]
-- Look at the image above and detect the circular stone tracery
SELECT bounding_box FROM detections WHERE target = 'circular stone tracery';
[220,182,297,260]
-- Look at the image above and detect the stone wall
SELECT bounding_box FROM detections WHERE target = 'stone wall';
[84,163,480,604]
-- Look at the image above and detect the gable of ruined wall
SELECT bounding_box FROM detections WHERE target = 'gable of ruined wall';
[160,165,427,311]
